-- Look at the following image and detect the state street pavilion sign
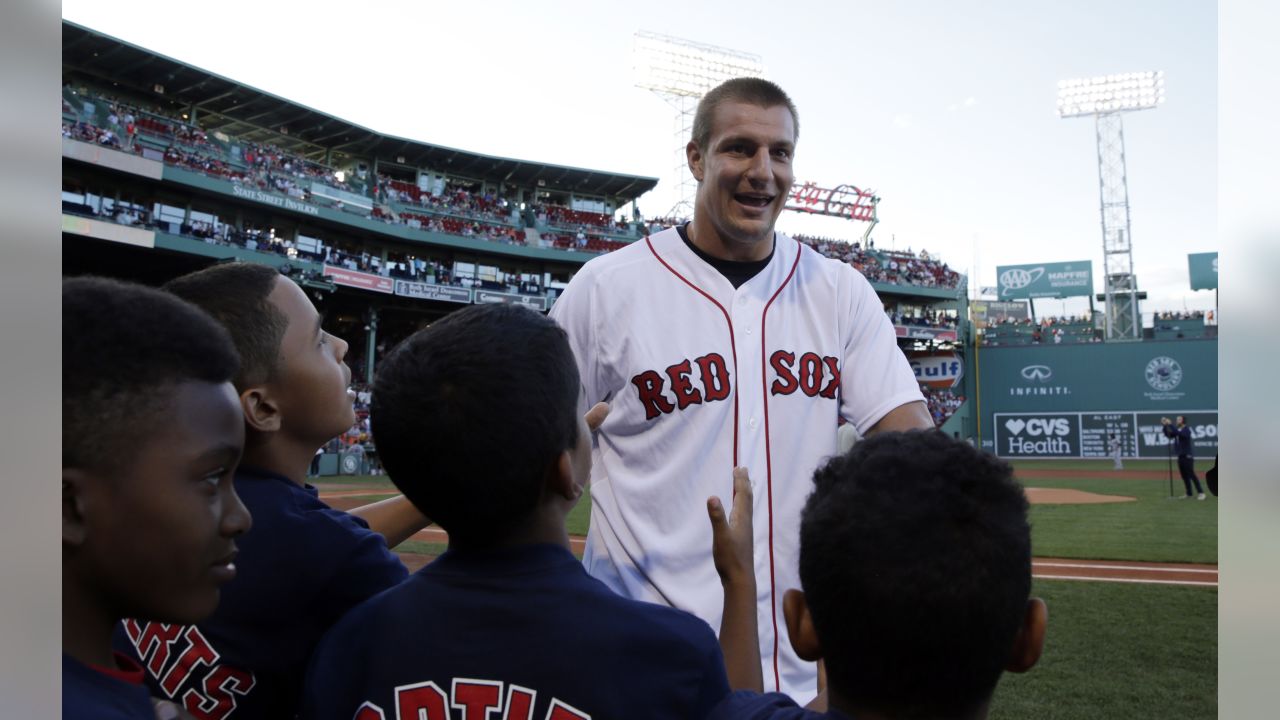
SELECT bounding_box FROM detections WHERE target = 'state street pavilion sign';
[995,261,1093,299]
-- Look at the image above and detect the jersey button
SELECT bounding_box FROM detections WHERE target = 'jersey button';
[749,417,759,430]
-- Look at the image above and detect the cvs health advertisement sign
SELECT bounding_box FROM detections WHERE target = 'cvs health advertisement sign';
[994,412,1079,457]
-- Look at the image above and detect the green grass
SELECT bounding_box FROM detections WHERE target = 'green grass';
[567,485,592,536]
[1010,463,1217,563]
[990,580,1217,719]
[311,474,398,489]
[1009,458,1215,472]
[333,465,1218,719]
[323,466,1218,565]
[330,493,398,505]
[394,539,449,556]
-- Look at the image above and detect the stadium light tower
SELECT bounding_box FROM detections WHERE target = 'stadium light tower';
[633,31,764,219]
[1057,71,1165,341]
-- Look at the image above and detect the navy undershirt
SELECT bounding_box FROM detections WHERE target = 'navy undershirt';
[677,223,774,288]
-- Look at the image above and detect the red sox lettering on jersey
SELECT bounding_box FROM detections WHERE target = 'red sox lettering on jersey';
[122,619,254,720]
[347,679,589,720]
[631,351,840,420]
[549,227,922,704]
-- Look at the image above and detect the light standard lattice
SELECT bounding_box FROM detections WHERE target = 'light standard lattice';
[1057,71,1165,341]
[633,31,764,219]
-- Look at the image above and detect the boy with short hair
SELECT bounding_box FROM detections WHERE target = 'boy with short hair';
[114,262,428,719]
[711,430,1047,719]
[300,303,732,720]
[64,277,251,719]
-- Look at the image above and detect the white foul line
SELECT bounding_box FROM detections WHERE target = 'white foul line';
[1033,562,1217,575]
[1034,574,1217,587]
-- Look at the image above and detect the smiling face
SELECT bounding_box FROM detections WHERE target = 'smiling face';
[267,277,356,445]
[687,101,796,260]
[81,381,251,624]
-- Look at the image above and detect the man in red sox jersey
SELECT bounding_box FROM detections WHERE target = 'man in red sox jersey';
[549,77,932,704]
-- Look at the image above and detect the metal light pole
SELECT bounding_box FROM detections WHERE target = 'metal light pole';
[1057,71,1165,341]
[632,31,764,219]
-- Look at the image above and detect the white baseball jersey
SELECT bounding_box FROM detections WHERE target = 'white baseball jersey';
[549,226,922,703]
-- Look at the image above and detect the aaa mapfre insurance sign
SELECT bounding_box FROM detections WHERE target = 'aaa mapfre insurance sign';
[322,265,393,294]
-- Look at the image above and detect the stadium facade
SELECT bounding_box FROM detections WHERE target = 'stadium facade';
[72,20,1185,466]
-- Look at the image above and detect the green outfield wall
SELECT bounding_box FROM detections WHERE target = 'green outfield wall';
[975,340,1217,459]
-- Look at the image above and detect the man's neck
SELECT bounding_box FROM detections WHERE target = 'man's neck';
[687,217,774,262]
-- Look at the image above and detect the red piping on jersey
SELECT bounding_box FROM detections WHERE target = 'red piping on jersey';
[760,240,802,692]
[644,236,740,467]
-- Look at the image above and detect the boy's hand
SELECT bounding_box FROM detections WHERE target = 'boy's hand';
[152,698,195,720]
[708,467,761,691]
[708,467,754,589]
[585,402,610,433]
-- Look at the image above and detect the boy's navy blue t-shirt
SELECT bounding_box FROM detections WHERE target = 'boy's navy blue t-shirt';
[300,543,731,720]
[113,466,408,720]
[63,653,155,720]
[709,690,857,719]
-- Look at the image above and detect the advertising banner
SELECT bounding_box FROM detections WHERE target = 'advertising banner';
[230,183,320,217]
[993,413,1080,458]
[322,265,393,294]
[971,300,1029,327]
[894,325,958,341]
[1134,412,1218,458]
[909,353,964,389]
[473,289,548,311]
[310,181,374,211]
[996,261,1093,299]
[1188,252,1218,290]
[991,410,1217,459]
[393,280,471,304]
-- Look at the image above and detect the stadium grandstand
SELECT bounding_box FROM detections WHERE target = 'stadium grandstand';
[61,19,1046,461]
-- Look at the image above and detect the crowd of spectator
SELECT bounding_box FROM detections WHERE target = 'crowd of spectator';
[377,177,513,224]
[795,235,961,290]
[886,306,957,329]
[1156,310,1207,321]
[981,314,1101,346]
[987,314,1092,327]
[63,120,126,149]
[545,232,629,253]
[637,218,964,292]
[538,204,632,236]
[242,142,358,194]
[63,87,975,283]
[921,386,965,427]
[373,207,526,245]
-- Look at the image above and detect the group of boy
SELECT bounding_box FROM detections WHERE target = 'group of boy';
[64,75,1047,720]
[63,263,1045,720]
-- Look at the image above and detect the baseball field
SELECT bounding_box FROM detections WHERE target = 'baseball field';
[316,458,1218,719]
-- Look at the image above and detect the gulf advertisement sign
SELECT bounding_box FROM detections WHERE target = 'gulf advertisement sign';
[909,353,963,389]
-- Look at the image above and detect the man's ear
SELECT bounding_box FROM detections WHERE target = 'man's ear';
[686,141,705,182]
[783,589,823,662]
[63,469,92,547]
[545,449,580,502]
[1005,597,1047,673]
[240,386,281,433]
